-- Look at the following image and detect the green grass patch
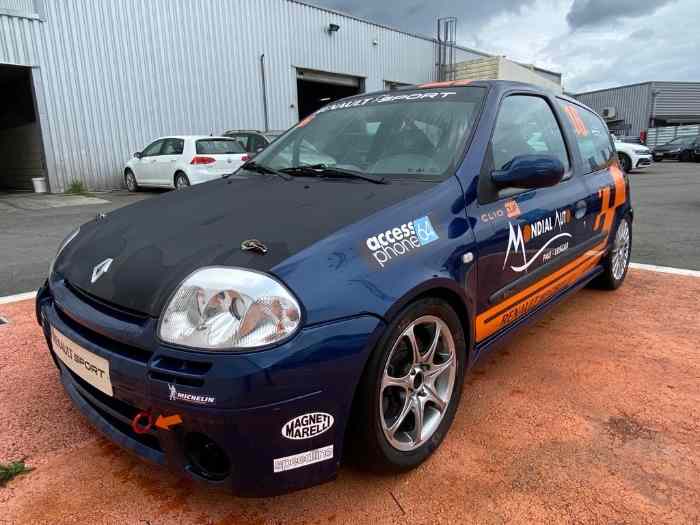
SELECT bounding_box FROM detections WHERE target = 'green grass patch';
[65,179,90,195]
[0,459,33,487]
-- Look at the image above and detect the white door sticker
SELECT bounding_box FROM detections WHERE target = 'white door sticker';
[273,445,333,473]
[51,327,113,396]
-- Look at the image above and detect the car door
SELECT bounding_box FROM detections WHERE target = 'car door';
[154,138,184,185]
[469,93,591,345]
[135,139,165,185]
[559,100,628,255]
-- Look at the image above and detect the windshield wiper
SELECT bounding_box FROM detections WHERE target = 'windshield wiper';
[279,164,388,184]
[230,161,291,180]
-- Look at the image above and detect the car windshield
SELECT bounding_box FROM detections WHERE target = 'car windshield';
[666,136,696,145]
[196,139,244,154]
[252,87,486,180]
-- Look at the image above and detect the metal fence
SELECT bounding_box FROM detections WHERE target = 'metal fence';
[646,125,700,148]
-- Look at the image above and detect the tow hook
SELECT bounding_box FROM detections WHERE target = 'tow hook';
[131,411,183,433]
[132,411,155,434]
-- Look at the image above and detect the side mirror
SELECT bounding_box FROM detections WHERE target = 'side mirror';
[491,154,565,190]
[134,151,143,159]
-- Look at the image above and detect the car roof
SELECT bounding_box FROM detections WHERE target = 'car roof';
[154,135,237,141]
[223,129,265,135]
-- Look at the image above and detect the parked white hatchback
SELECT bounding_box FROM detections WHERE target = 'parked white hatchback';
[124,136,249,191]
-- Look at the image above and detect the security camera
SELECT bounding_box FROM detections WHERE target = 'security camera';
[327,23,340,33]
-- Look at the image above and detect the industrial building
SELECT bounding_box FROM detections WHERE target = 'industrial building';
[0,0,560,193]
[575,81,700,142]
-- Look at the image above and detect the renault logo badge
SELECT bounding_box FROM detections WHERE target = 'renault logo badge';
[241,239,268,254]
[91,258,113,283]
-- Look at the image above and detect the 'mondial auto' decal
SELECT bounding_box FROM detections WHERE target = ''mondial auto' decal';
[273,445,334,473]
[504,209,572,272]
[282,412,334,440]
[168,384,215,405]
[365,215,439,268]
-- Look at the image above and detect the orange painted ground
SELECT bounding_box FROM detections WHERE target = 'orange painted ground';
[1,269,699,524]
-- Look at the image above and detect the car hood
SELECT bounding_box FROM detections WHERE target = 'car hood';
[55,174,433,317]
[615,142,647,154]
[654,144,682,152]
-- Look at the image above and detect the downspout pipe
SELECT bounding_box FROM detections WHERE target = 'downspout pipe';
[260,54,269,132]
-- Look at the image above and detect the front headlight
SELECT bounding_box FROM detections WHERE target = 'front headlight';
[634,149,650,155]
[49,227,80,276]
[158,267,301,350]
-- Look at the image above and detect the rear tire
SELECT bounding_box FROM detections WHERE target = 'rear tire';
[174,172,190,190]
[593,215,632,290]
[351,297,466,473]
[618,153,631,173]
[680,151,691,162]
[125,170,138,192]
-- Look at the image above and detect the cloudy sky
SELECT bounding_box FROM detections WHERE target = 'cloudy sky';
[309,0,700,93]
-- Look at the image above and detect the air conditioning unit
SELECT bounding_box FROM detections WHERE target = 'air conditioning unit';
[601,107,617,120]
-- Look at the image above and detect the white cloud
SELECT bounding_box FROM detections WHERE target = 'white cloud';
[310,0,700,92]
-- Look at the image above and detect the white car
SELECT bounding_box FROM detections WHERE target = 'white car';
[124,136,249,191]
[611,135,652,173]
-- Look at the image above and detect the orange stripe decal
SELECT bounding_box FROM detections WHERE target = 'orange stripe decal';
[475,243,605,342]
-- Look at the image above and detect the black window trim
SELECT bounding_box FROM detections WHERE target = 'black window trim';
[477,90,576,205]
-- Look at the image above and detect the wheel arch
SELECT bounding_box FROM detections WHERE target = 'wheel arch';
[343,279,473,463]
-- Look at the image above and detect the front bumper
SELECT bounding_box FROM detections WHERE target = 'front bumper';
[37,278,383,496]
[635,155,652,168]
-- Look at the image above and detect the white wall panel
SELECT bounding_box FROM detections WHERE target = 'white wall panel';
[1,0,490,191]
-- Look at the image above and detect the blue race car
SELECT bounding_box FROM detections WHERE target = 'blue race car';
[37,80,632,496]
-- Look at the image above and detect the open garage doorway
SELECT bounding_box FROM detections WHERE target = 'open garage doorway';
[0,65,45,192]
[296,68,363,120]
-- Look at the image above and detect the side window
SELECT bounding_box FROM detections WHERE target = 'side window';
[141,140,164,157]
[249,134,267,152]
[161,138,184,155]
[491,95,570,173]
[560,102,615,174]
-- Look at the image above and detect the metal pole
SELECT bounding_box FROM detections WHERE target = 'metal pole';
[260,54,269,132]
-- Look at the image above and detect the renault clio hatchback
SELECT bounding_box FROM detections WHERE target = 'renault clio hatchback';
[37,80,632,496]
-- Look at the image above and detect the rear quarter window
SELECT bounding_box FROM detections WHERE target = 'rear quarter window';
[559,102,615,174]
[196,139,245,155]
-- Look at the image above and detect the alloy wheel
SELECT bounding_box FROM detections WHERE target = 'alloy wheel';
[380,315,457,452]
[126,172,136,191]
[176,175,189,190]
[612,219,630,281]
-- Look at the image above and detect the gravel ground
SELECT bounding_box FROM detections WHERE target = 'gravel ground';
[1,269,699,524]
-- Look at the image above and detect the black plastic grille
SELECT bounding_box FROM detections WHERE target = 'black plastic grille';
[54,304,152,364]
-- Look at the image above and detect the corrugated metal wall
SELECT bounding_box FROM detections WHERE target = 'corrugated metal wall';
[0,0,35,14]
[575,83,653,138]
[646,124,700,148]
[1,0,485,192]
[652,82,700,120]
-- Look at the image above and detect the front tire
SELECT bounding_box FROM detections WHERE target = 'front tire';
[618,153,632,173]
[680,151,691,162]
[594,215,632,290]
[174,172,190,190]
[125,170,138,192]
[353,298,466,472]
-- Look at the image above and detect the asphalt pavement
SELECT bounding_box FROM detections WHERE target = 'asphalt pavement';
[628,161,700,270]
[0,190,157,297]
[0,161,698,297]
